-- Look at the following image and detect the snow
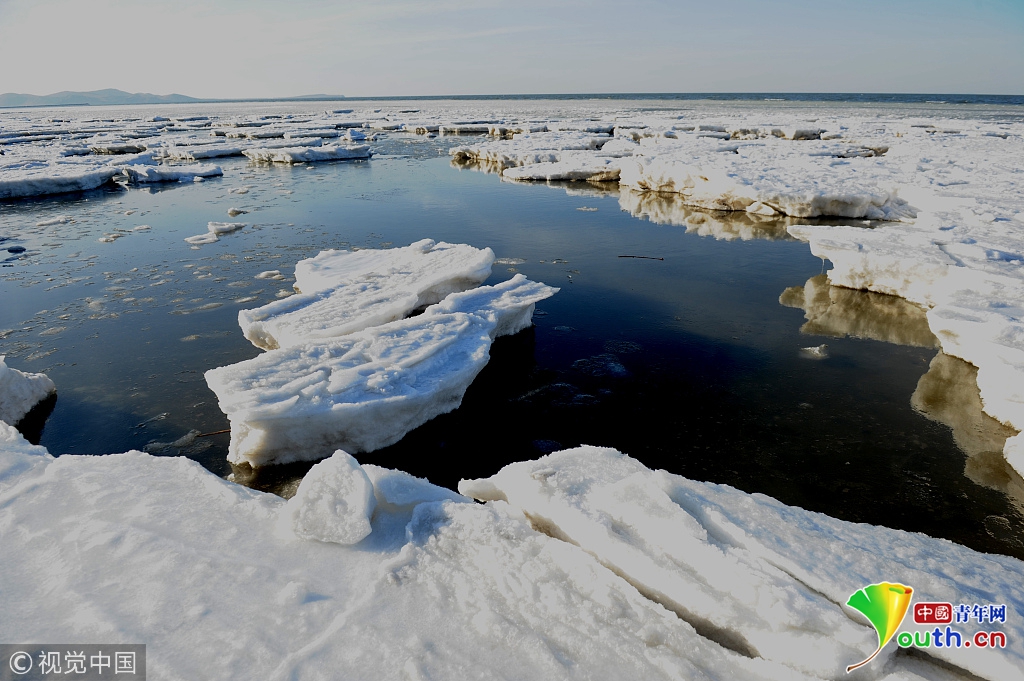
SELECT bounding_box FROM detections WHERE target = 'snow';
[238,239,495,350]
[207,274,557,467]
[242,144,371,163]
[0,356,55,426]
[1,429,1020,680]
[120,163,223,183]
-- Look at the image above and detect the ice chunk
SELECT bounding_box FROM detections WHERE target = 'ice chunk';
[501,155,621,182]
[238,239,495,350]
[242,144,371,164]
[184,221,246,245]
[0,159,120,199]
[279,450,375,544]
[206,276,557,466]
[0,356,56,426]
[120,163,223,183]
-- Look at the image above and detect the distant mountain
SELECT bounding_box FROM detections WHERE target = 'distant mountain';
[0,89,201,108]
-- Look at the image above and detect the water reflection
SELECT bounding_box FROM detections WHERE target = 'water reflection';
[780,274,938,348]
[912,353,1024,516]
[619,190,796,241]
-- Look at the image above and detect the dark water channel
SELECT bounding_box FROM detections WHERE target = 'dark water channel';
[2,134,1022,559]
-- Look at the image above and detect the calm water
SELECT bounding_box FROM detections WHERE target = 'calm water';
[2,128,1022,558]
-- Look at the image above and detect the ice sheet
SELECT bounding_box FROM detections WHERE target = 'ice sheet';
[242,144,371,164]
[207,275,557,466]
[461,446,1024,680]
[2,430,1019,680]
[120,163,223,183]
[238,239,495,350]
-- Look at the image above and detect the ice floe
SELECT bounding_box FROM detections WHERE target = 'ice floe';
[0,356,55,426]
[460,446,1024,680]
[238,239,495,350]
[1,428,1020,680]
[0,159,120,199]
[207,274,557,466]
[242,144,371,164]
[120,163,223,183]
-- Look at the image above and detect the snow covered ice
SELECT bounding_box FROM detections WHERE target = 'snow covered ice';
[0,356,55,425]
[242,143,371,164]
[238,238,496,350]
[1,424,1021,680]
[207,273,558,466]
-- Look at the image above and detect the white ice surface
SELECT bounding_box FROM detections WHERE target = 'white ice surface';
[207,275,557,466]
[0,356,55,426]
[279,450,376,545]
[238,239,495,350]
[460,446,1024,681]
[120,163,223,183]
[2,431,1019,680]
[0,159,120,199]
[242,144,371,163]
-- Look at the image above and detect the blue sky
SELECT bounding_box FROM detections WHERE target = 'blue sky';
[1,0,1021,97]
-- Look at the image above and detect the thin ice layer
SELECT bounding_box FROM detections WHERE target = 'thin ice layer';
[0,356,56,426]
[460,446,1024,680]
[207,275,558,466]
[238,239,495,350]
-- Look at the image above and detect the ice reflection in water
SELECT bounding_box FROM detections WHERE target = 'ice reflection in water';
[619,189,797,241]
[780,274,939,348]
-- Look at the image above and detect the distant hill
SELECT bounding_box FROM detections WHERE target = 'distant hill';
[0,89,349,108]
[0,89,200,107]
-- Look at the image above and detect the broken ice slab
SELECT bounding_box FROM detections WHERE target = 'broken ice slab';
[206,276,558,467]
[0,356,56,426]
[0,159,120,200]
[120,163,223,183]
[242,144,371,164]
[238,239,495,350]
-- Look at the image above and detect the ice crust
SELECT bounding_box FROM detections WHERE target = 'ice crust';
[207,274,558,466]
[1,428,1020,680]
[238,239,495,350]
[0,356,56,426]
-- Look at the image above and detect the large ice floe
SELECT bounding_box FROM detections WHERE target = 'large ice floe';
[208,270,557,466]
[1,428,1021,680]
[0,356,55,425]
[237,238,496,350]
[242,143,371,164]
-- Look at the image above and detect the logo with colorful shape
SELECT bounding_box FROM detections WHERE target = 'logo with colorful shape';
[845,582,914,673]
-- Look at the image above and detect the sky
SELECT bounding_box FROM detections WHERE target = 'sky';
[1,0,1022,98]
